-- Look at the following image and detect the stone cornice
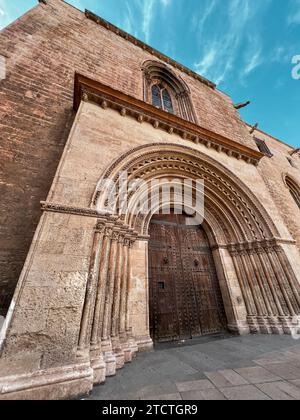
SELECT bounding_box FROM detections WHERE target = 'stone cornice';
[84,10,216,90]
[40,201,143,239]
[41,201,112,219]
[212,238,296,252]
[74,74,263,165]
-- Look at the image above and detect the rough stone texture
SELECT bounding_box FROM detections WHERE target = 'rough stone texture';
[0,0,300,402]
[252,128,300,253]
[0,96,299,399]
[0,0,256,315]
[0,316,4,331]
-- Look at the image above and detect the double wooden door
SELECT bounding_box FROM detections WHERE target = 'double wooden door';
[149,213,227,342]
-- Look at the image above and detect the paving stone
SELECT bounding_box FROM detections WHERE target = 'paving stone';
[256,381,300,400]
[86,336,300,400]
[285,347,300,357]
[289,380,300,388]
[176,379,215,392]
[254,351,293,366]
[219,385,271,401]
[142,394,182,400]
[205,369,249,387]
[138,382,178,398]
[181,389,226,401]
[234,366,281,384]
[263,363,300,381]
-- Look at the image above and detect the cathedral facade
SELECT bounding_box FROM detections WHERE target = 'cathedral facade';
[0,0,300,399]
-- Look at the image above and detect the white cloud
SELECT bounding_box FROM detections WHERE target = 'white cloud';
[193,0,271,86]
[192,0,217,37]
[122,1,135,35]
[0,8,5,17]
[195,47,217,75]
[241,36,263,82]
[243,50,262,76]
[141,0,155,44]
[288,0,300,25]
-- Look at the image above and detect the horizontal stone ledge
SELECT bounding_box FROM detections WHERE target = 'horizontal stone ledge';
[40,202,140,239]
[0,362,93,396]
[212,237,296,251]
[74,74,263,166]
[40,201,112,218]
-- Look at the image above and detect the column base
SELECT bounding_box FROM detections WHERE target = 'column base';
[111,337,126,370]
[227,323,250,336]
[0,362,93,401]
[91,358,106,385]
[135,335,153,352]
[246,315,299,336]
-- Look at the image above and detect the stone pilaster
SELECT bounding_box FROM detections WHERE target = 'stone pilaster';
[101,228,120,376]
[90,224,113,384]
[111,231,126,369]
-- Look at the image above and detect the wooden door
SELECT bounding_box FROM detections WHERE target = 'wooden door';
[149,212,227,342]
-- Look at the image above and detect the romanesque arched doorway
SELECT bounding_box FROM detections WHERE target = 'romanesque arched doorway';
[91,142,300,350]
[149,211,227,342]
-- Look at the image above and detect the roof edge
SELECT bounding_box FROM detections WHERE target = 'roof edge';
[246,124,294,149]
[84,10,216,91]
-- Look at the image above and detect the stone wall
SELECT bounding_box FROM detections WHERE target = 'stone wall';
[0,94,299,399]
[0,0,256,315]
[251,128,300,251]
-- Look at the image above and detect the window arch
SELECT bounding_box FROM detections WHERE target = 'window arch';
[143,60,197,123]
[286,176,300,209]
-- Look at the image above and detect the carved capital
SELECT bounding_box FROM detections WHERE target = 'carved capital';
[95,220,106,233]
[111,230,121,241]
[104,227,114,239]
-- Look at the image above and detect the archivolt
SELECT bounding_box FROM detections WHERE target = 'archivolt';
[92,143,279,244]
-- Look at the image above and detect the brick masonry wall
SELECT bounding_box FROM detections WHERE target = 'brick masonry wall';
[0,0,296,316]
[253,129,300,250]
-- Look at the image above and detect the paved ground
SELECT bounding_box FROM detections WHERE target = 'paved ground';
[86,334,300,400]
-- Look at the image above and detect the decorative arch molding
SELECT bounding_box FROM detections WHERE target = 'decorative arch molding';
[142,60,198,123]
[92,143,279,240]
[80,143,300,358]
[283,174,300,209]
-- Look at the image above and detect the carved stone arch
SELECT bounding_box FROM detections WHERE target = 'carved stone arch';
[93,143,279,240]
[142,60,197,123]
[67,139,300,387]
[125,177,247,243]
[283,174,300,209]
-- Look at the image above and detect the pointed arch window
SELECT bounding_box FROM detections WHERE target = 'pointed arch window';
[151,84,174,114]
[286,177,300,209]
[144,61,197,123]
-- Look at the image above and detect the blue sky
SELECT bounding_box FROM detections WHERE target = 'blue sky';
[0,0,299,147]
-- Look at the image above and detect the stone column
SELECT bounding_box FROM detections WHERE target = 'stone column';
[125,237,139,356]
[77,220,106,357]
[275,245,300,310]
[266,247,296,316]
[90,224,113,384]
[257,248,284,317]
[240,251,264,315]
[230,248,259,333]
[111,231,126,369]
[101,228,120,376]
[119,236,132,362]
[255,247,284,334]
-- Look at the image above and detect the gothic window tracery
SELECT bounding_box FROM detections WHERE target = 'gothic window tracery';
[143,60,197,123]
[151,84,174,113]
